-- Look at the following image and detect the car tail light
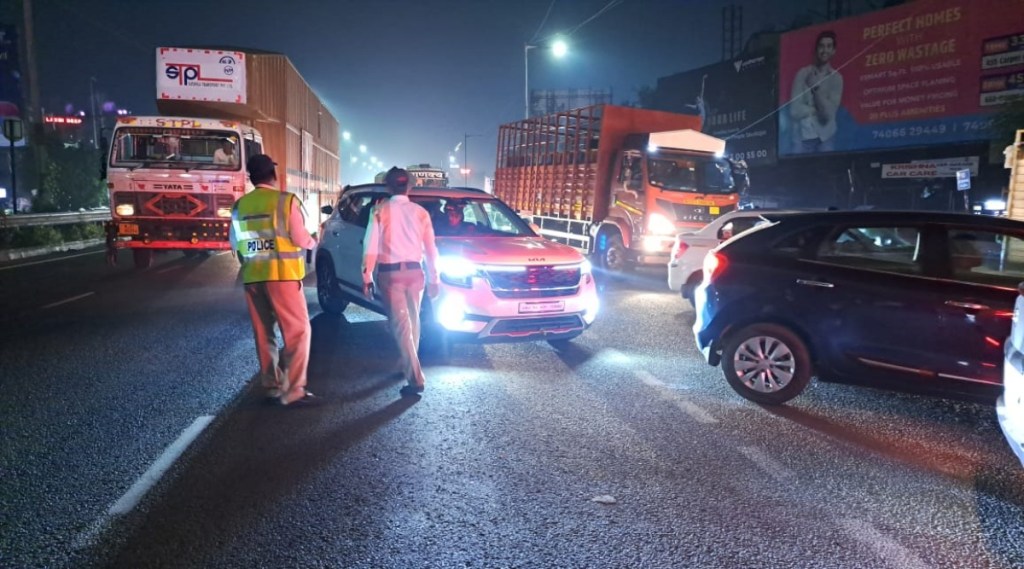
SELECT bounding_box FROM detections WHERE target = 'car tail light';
[670,240,689,263]
[703,251,727,282]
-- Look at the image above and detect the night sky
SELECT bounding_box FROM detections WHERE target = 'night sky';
[30,0,861,186]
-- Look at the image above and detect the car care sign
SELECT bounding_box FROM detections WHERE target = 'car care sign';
[156,47,246,104]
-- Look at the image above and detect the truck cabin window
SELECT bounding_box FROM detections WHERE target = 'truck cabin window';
[646,156,735,194]
[110,128,243,170]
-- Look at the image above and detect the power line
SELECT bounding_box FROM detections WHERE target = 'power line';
[530,0,557,44]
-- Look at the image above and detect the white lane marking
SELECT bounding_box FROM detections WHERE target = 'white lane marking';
[633,370,717,423]
[634,369,666,388]
[0,249,103,272]
[72,415,215,550]
[738,446,794,483]
[40,291,95,310]
[838,517,931,569]
[108,415,214,516]
[156,265,179,274]
[675,400,718,424]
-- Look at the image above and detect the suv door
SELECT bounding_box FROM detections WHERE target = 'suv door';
[932,224,1024,390]
[324,190,389,295]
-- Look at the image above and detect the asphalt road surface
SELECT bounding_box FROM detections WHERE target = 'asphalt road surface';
[2,247,1023,568]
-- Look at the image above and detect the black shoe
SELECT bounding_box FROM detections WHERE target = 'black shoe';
[278,390,317,407]
[399,384,424,398]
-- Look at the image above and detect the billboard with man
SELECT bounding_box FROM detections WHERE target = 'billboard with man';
[778,0,1024,156]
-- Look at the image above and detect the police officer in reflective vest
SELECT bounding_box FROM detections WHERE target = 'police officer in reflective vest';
[230,154,318,406]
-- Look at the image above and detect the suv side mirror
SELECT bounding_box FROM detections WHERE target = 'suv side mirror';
[321,204,334,216]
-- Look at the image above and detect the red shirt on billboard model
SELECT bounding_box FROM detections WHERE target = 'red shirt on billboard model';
[789,31,844,153]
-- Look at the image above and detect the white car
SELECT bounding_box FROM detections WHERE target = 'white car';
[315,184,600,358]
[667,210,776,305]
[999,283,1024,467]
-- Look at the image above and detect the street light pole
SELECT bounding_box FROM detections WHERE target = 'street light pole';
[463,133,481,186]
[90,76,100,150]
[524,43,535,120]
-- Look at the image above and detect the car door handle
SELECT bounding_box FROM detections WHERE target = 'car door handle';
[945,300,990,311]
[796,279,834,288]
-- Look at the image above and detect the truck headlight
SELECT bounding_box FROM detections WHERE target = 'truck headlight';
[646,213,675,235]
[438,255,477,288]
[115,204,135,216]
[216,207,232,218]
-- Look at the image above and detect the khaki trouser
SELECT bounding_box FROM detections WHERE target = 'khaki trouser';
[377,268,426,387]
[245,280,312,402]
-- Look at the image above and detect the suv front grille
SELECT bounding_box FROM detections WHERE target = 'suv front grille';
[489,314,585,337]
[492,286,580,299]
[483,265,581,295]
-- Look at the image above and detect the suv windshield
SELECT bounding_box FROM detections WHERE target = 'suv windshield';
[647,155,735,194]
[110,127,241,170]
[412,196,535,237]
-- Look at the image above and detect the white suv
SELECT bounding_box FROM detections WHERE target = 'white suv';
[315,184,600,356]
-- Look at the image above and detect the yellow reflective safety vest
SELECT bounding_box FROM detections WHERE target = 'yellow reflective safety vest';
[231,187,306,284]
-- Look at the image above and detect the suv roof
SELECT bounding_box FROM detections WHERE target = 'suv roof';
[342,183,490,200]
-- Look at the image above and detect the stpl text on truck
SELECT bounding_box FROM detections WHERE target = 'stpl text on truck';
[102,47,340,269]
[493,104,748,273]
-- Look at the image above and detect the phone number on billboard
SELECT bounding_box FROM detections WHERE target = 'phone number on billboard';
[871,119,993,140]
[729,149,769,160]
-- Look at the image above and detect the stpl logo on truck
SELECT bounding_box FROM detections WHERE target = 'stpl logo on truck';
[157,47,247,104]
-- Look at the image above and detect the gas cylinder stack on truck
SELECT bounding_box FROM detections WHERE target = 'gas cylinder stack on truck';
[104,47,340,268]
[493,104,749,273]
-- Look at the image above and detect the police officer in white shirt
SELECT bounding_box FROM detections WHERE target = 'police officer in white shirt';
[362,167,441,397]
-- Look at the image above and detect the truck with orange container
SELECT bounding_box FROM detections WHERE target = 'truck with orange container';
[103,47,339,268]
[493,104,748,273]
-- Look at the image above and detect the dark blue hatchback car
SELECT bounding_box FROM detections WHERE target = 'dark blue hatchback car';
[694,210,1024,405]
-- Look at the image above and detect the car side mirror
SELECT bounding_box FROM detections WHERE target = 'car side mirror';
[321,204,334,216]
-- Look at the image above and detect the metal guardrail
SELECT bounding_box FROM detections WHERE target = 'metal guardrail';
[0,210,111,228]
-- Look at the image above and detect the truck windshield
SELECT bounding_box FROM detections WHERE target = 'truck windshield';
[646,156,735,195]
[110,127,241,171]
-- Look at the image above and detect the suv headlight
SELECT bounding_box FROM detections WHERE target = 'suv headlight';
[438,255,477,288]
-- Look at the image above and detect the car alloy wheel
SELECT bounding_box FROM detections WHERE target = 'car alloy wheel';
[722,323,812,405]
[316,256,349,315]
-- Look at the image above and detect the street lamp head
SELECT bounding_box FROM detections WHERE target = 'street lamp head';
[551,38,568,58]
[359,144,367,154]
[342,131,351,141]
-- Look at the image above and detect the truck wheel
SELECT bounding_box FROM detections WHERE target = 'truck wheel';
[132,249,153,269]
[721,323,812,405]
[600,234,631,273]
[316,256,349,315]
